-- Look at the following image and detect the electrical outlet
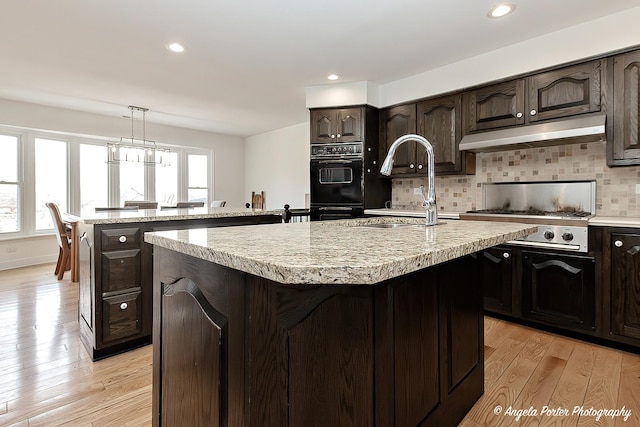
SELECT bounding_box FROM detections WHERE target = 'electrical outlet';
[6,246,17,253]
[413,187,422,195]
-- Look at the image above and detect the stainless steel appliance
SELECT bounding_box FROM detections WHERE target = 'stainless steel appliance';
[460,181,597,334]
[460,181,596,253]
[310,143,365,220]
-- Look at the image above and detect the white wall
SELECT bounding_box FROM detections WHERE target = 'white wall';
[0,98,245,271]
[244,122,310,210]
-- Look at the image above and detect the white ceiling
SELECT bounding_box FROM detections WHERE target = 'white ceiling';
[2,0,639,137]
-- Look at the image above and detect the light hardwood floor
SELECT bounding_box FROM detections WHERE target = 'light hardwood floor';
[1,263,639,426]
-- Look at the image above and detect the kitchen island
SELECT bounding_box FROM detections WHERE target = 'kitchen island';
[76,207,283,360]
[145,217,536,427]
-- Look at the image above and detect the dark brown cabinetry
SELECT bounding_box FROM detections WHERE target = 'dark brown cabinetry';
[481,244,598,337]
[380,94,474,176]
[522,250,596,332]
[152,249,483,427]
[464,60,604,133]
[479,246,516,316]
[78,214,282,360]
[601,228,640,346]
[610,51,640,165]
[310,107,362,143]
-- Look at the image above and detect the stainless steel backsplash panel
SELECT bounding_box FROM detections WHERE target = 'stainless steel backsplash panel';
[482,181,596,214]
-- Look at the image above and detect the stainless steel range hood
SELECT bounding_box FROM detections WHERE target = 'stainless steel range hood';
[459,114,606,153]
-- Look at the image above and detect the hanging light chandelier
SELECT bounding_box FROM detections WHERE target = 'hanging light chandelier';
[106,105,171,166]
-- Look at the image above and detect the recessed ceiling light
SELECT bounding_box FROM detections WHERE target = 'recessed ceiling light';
[166,42,185,53]
[488,4,515,18]
[327,74,341,81]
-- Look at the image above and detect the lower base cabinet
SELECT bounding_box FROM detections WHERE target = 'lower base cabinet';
[152,248,483,426]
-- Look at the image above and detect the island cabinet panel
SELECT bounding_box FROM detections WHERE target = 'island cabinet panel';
[480,246,515,316]
[152,248,483,427]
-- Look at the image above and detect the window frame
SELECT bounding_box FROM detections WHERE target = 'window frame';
[0,126,213,240]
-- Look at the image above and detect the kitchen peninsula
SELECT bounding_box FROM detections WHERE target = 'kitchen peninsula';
[145,217,536,426]
[76,207,283,360]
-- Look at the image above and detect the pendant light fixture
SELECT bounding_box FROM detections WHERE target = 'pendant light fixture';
[106,105,171,166]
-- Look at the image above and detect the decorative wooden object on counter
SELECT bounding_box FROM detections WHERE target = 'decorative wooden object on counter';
[251,191,265,209]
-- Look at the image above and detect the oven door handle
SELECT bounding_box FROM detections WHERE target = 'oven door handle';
[507,240,582,251]
[316,159,354,164]
[318,207,353,211]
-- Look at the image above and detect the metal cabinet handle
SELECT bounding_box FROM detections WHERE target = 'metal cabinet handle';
[410,163,415,169]
[615,240,623,247]
[367,168,371,173]
[503,252,510,259]
[119,235,127,243]
[530,109,537,116]
[120,302,128,310]
[373,160,377,165]
[337,133,341,138]
[331,134,336,138]
[516,112,523,118]
[418,164,423,170]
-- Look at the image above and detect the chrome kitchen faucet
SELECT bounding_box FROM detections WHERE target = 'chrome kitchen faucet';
[380,134,438,226]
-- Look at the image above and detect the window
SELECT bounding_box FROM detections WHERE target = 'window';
[156,152,178,206]
[119,147,146,205]
[0,134,20,233]
[80,143,108,212]
[35,138,67,231]
[187,154,208,204]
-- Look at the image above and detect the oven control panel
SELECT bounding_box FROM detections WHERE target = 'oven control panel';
[511,225,588,252]
[311,143,363,158]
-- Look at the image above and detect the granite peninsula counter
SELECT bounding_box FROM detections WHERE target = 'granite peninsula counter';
[75,207,283,361]
[146,217,535,427]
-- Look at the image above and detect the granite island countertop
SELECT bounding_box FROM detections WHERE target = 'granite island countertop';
[144,217,537,285]
[75,206,283,225]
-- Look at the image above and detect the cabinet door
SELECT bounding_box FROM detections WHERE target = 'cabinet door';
[102,291,142,342]
[528,60,602,123]
[522,251,595,332]
[336,108,362,142]
[480,247,514,315]
[380,104,417,175]
[464,79,525,132]
[310,109,336,144]
[610,233,640,340]
[418,94,463,174]
[101,249,141,294]
[612,51,640,162]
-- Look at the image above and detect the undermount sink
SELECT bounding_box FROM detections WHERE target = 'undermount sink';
[362,222,413,229]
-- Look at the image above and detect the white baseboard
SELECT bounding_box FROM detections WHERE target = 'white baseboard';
[0,254,58,271]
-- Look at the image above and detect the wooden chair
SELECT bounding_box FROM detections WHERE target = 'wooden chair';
[46,202,72,280]
[176,201,205,208]
[124,200,158,209]
[210,200,226,207]
[251,191,265,209]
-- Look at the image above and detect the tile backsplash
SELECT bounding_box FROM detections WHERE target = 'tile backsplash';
[391,141,640,217]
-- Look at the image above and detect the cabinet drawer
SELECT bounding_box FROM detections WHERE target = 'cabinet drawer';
[102,291,142,343]
[101,249,141,294]
[101,228,141,251]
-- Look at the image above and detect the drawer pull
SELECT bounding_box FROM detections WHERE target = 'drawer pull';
[119,236,127,243]
[614,240,623,248]
[516,112,523,118]
[503,252,510,259]
[120,302,128,310]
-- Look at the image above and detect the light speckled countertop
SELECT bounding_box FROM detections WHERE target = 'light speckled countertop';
[589,216,640,228]
[144,217,536,285]
[76,207,283,225]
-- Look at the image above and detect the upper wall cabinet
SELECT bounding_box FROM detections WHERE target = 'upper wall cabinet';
[379,104,417,175]
[380,94,474,176]
[610,51,640,165]
[464,60,604,133]
[310,108,362,143]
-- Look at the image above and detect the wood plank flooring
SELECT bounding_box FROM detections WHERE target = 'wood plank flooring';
[1,263,639,426]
